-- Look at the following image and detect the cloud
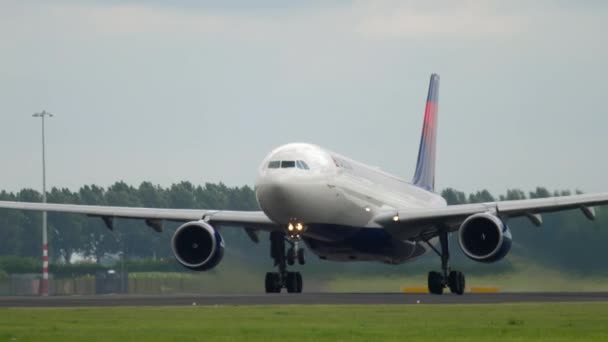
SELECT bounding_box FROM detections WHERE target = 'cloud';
[353,1,529,39]
[0,0,536,41]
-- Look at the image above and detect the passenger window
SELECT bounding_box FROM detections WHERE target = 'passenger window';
[268,161,280,169]
[298,160,310,170]
[281,160,296,168]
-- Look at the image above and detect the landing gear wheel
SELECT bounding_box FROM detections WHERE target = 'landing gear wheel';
[297,248,305,265]
[428,271,444,295]
[265,272,281,293]
[448,271,465,295]
[286,272,302,293]
[286,248,296,266]
[295,272,303,293]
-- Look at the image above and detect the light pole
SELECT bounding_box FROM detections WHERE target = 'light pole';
[32,110,53,296]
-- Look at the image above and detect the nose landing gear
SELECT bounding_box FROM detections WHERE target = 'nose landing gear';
[265,230,305,293]
[287,241,306,266]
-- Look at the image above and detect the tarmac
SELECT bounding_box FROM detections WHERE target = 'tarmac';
[1,292,608,307]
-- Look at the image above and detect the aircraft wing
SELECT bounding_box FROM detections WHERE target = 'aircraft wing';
[0,201,278,233]
[375,192,608,240]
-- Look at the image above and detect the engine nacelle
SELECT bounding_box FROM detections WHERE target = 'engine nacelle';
[171,220,225,271]
[457,213,512,263]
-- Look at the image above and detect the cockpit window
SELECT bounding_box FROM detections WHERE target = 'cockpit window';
[268,160,310,170]
[296,160,310,170]
[280,160,296,168]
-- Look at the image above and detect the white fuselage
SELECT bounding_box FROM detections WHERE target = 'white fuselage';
[254,143,446,263]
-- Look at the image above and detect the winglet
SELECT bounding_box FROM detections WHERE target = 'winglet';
[412,74,439,192]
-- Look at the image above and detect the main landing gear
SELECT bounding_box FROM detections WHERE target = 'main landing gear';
[265,231,305,293]
[425,230,466,295]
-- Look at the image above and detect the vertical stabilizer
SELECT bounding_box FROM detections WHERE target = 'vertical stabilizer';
[412,74,439,191]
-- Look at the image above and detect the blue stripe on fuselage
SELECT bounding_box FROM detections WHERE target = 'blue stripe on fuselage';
[303,224,425,263]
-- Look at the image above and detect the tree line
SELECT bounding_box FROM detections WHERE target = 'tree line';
[0,182,258,264]
[0,182,606,273]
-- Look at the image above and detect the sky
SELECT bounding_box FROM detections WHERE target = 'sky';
[0,0,607,196]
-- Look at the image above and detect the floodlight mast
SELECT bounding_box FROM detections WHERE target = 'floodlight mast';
[32,110,53,296]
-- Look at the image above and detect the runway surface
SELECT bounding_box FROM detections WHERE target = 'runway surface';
[1,292,608,307]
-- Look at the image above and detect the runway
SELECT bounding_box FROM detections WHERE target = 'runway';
[1,292,608,307]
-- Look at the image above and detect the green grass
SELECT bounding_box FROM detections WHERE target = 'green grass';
[1,303,608,341]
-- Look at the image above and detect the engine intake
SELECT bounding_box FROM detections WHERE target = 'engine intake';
[171,220,224,271]
[457,213,512,263]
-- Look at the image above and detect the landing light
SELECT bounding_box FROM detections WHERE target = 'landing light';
[392,215,400,222]
[364,207,371,212]
[288,223,294,231]
[296,223,303,231]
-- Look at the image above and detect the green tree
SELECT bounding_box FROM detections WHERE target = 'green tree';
[468,190,495,203]
[47,187,85,263]
[167,182,198,209]
[16,189,43,258]
[529,187,551,199]
[105,181,150,259]
[441,188,467,205]
[0,191,23,256]
[500,189,527,201]
[78,185,116,262]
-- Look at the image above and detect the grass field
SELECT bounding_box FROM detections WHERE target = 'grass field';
[1,303,608,341]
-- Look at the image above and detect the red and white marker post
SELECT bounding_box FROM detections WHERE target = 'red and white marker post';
[41,242,49,296]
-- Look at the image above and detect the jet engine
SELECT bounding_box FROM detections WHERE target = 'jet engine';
[457,212,512,263]
[171,220,225,271]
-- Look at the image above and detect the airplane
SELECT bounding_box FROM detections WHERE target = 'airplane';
[2,74,608,295]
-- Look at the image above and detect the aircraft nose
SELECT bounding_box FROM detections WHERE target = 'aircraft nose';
[257,179,290,210]
[256,174,310,224]
[255,172,337,225]
[256,182,283,204]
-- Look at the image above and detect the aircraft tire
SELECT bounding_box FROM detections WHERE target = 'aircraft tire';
[428,271,444,295]
[286,248,296,266]
[265,272,281,293]
[297,248,305,265]
[286,272,299,293]
[448,271,465,295]
[295,272,303,293]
